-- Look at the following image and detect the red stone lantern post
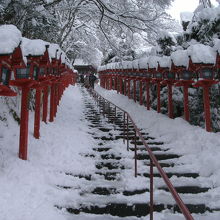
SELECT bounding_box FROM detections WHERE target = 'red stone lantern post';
[160,63,176,119]
[38,45,51,124]
[114,72,117,91]
[109,71,113,90]
[50,52,63,121]
[139,58,151,109]
[151,69,162,113]
[0,46,20,97]
[135,68,143,105]
[10,49,39,160]
[127,76,131,99]
[174,65,194,122]
[190,58,217,132]
[133,72,137,102]
[144,71,152,110]
[126,64,133,99]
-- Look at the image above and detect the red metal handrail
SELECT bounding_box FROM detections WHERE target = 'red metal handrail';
[90,88,194,220]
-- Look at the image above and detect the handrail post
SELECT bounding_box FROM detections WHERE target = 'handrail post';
[102,98,105,116]
[134,130,137,177]
[108,102,110,122]
[127,114,129,151]
[114,106,116,124]
[150,159,154,220]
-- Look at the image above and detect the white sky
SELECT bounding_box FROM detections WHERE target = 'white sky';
[168,0,219,21]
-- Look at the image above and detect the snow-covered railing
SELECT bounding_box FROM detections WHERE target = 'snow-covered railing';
[91,89,194,220]
[0,24,78,160]
[98,43,220,132]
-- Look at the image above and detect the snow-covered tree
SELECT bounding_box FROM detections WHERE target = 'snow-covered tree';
[0,0,176,65]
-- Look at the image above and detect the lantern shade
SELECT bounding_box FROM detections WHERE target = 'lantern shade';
[155,72,163,79]
[33,66,39,80]
[199,67,214,79]
[166,72,175,79]
[39,67,45,77]
[16,63,30,79]
[1,66,11,85]
[145,72,152,78]
[181,70,193,80]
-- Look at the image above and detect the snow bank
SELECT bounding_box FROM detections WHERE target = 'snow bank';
[0,86,96,220]
[0,24,22,54]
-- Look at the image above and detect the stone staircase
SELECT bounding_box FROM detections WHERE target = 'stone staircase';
[56,88,219,219]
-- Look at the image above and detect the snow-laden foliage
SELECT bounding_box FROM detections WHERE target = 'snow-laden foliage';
[0,0,176,66]
[151,4,220,131]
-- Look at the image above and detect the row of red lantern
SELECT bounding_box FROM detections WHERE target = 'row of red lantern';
[98,58,219,132]
[0,44,77,160]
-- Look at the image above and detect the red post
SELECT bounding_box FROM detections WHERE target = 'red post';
[114,76,116,90]
[168,83,173,119]
[120,78,123,94]
[19,87,30,160]
[49,83,55,122]
[54,83,58,117]
[146,80,150,110]
[157,82,161,113]
[124,78,127,95]
[105,77,108,89]
[139,80,143,105]
[183,86,190,122]
[117,77,119,93]
[133,80,136,102]
[42,86,49,123]
[203,86,212,132]
[34,88,42,139]
[110,76,113,90]
[128,79,130,99]
[150,159,154,220]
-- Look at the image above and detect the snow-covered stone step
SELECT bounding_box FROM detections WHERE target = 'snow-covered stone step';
[158,186,210,194]
[141,172,199,178]
[62,202,213,217]
[136,152,181,160]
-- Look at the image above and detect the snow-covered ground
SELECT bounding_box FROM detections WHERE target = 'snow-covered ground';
[0,84,220,220]
[0,86,97,220]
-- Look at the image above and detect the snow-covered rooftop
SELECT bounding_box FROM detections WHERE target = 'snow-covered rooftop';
[139,57,148,69]
[187,44,216,64]
[171,50,189,67]
[21,37,49,57]
[196,5,220,21]
[74,58,89,66]
[180,12,194,22]
[0,24,22,55]
[214,39,220,53]
[48,43,61,59]
[148,56,160,69]
[158,56,171,68]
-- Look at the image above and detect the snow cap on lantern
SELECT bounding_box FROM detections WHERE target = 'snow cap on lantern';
[0,24,22,55]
